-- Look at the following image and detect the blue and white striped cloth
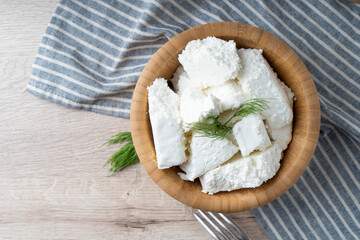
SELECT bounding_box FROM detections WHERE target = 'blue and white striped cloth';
[27,0,360,239]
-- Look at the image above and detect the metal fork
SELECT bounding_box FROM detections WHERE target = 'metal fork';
[194,210,251,240]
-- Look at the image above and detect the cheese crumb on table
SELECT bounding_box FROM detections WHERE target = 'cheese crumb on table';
[179,88,222,131]
[179,132,238,181]
[232,114,271,157]
[200,143,282,194]
[178,37,242,89]
[237,48,293,129]
[147,78,187,169]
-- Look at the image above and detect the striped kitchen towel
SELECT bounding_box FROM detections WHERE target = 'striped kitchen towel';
[27,0,360,239]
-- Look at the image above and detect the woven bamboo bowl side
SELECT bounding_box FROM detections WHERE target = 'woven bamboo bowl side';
[130,22,320,213]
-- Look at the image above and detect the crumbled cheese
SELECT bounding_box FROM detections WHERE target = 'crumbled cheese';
[169,65,184,93]
[232,114,271,156]
[179,88,222,130]
[178,37,242,89]
[179,133,238,181]
[266,79,294,150]
[170,65,198,96]
[200,154,257,194]
[267,123,293,151]
[251,143,282,183]
[204,80,248,111]
[279,80,295,109]
[237,48,293,129]
[200,143,282,194]
[147,78,187,169]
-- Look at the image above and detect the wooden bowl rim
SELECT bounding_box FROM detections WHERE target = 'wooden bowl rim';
[130,22,320,213]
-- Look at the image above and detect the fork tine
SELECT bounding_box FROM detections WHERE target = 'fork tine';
[218,213,251,240]
[198,210,230,240]
[194,212,221,240]
[208,212,242,240]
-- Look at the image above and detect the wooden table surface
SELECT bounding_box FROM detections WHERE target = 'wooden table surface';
[0,1,267,239]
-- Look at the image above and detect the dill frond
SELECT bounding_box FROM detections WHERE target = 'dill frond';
[105,132,139,174]
[189,98,270,139]
[224,98,270,125]
[107,131,132,145]
[188,116,232,140]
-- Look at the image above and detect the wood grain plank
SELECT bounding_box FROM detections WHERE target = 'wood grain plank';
[0,0,59,57]
[0,1,267,239]
[0,177,265,239]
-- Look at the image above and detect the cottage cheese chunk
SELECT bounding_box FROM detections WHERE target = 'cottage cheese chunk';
[200,154,258,194]
[170,65,198,96]
[279,80,295,109]
[179,133,238,181]
[204,80,248,111]
[200,144,282,194]
[251,143,282,183]
[180,88,222,131]
[178,37,241,89]
[237,48,293,129]
[147,78,186,169]
[267,123,293,151]
[232,114,271,156]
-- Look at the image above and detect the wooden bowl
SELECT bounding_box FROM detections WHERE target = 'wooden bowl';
[130,22,320,213]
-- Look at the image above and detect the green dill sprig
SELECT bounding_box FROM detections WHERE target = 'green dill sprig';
[189,98,270,140]
[224,98,270,125]
[105,132,139,174]
[187,116,232,140]
[106,132,132,145]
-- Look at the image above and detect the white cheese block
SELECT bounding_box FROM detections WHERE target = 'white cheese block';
[178,37,242,89]
[147,78,187,169]
[170,65,198,96]
[169,65,184,93]
[267,123,293,151]
[204,80,248,111]
[180,88,222,131]
[200,143,282,194]
[251,143,282,183]
[279,80,295,109]
[200,154,258,194]
[179,133,238,181]
[232,114,271,157]
[237,48,293,129]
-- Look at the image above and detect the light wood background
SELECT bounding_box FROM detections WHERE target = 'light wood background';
[0,1,267,239]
